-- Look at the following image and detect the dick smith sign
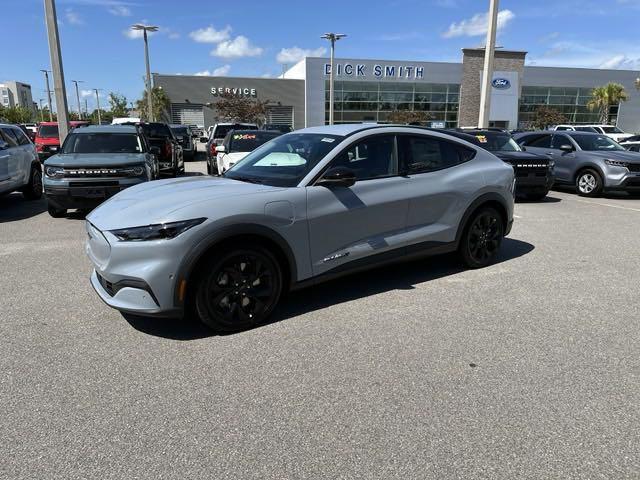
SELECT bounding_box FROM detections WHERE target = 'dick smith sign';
[210,86,257,97]
[324,63,425,79]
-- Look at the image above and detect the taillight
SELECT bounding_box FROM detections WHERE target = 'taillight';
[210,143,217,155]
[164,140,171,158]
[35,143,43,152]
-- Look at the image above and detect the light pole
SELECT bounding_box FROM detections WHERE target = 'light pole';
[478,0,499,128]
[44,0,70,141]
[93,89,102,124]
[40,69,53,121]
[39,99,45,122]
[71,80,84,119]
[321,32,347,125]
[131,23,158,122]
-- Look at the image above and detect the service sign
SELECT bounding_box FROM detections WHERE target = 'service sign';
[211,87,257,97]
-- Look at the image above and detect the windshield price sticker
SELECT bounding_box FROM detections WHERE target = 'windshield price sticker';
[321,138,336,143]
[476,135,488,143]
[234,134,256,140]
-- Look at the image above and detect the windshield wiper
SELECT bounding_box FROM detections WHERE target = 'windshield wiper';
[228,175,263,184]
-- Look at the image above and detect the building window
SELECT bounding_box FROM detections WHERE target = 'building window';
[324,81,460,127]
[518,86,619,127]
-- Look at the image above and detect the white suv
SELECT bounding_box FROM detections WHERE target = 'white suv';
[553,124,632,142]
[0,123,42,200]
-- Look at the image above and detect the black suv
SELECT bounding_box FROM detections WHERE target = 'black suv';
[442,129,554,200]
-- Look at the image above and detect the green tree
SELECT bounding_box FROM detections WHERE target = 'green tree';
[108,92,129,117]
[532,106,566,130]
[213,92,269,124]
[135,87,171,122]
[89,109,113,125]
[386,110,433,125]
[0,105,34,123]
[587,83,628,124]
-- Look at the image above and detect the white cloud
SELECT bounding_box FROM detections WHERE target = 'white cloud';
[108,5,131,16]
[276,46,326,64]
[80,90,93,97]
[211,36,263,58]
[442,9,515,38]
[527,40,640,70]
[193,65,231,76]
[65,8,84,25]
[189,25,231,43]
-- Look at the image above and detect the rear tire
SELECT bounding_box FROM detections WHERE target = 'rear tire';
[47,203,66,218]
[576,169,603,197]
[194,245,283,332]
[526,189,549,201]
[22,166,43,200]
[459,207,504,269]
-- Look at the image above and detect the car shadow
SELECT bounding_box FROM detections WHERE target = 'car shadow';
[124,237,535,340]
[516,195,562,204]
[552,185,639,200]
[0,194,47,223]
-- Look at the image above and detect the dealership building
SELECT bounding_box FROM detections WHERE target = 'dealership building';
[153,48,640,132]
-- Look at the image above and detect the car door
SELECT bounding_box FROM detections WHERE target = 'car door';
[549,133,578,182]
[305,134,410,276]
[397,134,476,247]
[0,126,22,188]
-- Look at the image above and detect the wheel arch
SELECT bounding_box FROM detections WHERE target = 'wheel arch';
[455,193,510,247]
[573,163,605,184]
[173,223,298,310]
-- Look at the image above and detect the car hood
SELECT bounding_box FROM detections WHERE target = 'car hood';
[492,151,549,163]
[44,153,148,167]
[585,150,640,163]
[87,176,283,230]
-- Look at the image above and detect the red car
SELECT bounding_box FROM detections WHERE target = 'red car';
[35,121,89,160]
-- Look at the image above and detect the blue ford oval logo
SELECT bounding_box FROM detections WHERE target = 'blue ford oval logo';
[492,78,511,89]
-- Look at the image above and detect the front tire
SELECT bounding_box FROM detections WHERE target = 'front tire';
[195,246,283,332]
[47,203,66,218]
[576,169,603,197]
[22,166,43,200]
[459,207,504,268]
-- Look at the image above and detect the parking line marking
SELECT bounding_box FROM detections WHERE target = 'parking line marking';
[573,198,640,213]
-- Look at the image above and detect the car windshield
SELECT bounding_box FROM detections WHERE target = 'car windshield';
[228,132,281,153]
[214,124,256,139]
[140,123,171,138]
[600,126,624,134]
[573,134,625,151]
[171,127,189,137]
[224,133,343,187]
[62,133,142,154]
[474,132,522,152]
[575,126,598,132]
[38,125,59,138]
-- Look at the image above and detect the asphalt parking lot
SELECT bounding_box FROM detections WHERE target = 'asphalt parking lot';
[1,160,639,480]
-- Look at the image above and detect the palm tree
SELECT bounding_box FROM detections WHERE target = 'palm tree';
[587,82,628,124]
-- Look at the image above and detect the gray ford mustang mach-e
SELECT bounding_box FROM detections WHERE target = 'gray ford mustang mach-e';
[86,124,515,331]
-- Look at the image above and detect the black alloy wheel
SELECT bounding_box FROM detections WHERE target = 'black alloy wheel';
[460,207,504,268]
[22,166,43,200]
[195,247,282,332]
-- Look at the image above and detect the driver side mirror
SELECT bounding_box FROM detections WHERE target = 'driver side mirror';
[559,144,574,152]
[316,166,356,188]
[215,145,226,154]
[0,140,9,150]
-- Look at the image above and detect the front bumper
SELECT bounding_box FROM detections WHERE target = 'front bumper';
[604,167,640,191]
[85,221,196,316]
[514,171,554,194]
[44,177,146,210]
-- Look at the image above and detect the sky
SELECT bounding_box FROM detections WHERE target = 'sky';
[3,0,640,112]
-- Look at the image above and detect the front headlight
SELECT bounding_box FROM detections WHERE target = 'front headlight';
[110,218,206,242]
[605,159,628,168]
[45,166,64,178]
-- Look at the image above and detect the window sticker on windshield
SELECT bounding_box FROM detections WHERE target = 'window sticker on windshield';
[475,135,488,143]
[321,137,335,143]
[233,134,256,140]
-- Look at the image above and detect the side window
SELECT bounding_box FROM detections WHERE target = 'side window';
[400,136,473,174]
[525,134,552,148]
[331,135,396,180]
[0,128,19,148]
[551,134,571,149]
[12,128,30,146]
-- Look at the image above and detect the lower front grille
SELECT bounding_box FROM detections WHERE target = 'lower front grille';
[96,272,114,296]
[627,164,640,172]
